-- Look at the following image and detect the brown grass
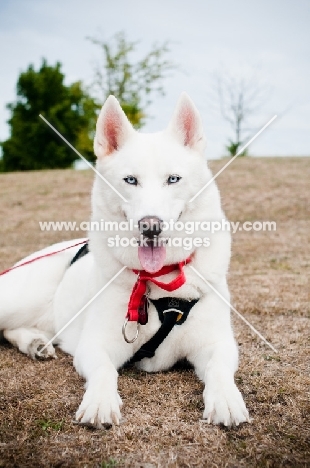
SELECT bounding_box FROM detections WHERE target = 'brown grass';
[0,157,309,467]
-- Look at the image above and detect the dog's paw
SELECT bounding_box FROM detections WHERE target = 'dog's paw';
[203,383,250,426]
[75,387,123,429]
[28,338,57,360]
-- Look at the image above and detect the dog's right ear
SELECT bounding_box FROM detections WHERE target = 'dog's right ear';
[94,96,134,158]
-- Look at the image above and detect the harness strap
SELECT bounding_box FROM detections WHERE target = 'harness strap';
[128,310,179,363]
[127,297,199,364]
[70,242,89,266]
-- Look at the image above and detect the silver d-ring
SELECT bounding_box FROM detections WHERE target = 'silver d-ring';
[122,318,140,343]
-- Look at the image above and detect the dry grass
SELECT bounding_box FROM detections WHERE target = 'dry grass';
[0,157,309,467]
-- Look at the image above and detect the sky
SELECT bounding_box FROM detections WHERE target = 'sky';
[0,0,309,159]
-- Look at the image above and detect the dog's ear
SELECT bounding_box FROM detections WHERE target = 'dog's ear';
[167,93,206,152]
[94,95,134,157]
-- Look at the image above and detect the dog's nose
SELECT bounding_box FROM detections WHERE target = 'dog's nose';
[138,216,162,239]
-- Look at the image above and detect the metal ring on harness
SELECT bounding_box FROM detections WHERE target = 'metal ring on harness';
[122,318,140,343]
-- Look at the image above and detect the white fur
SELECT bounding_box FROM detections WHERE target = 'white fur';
[0,93,249,428]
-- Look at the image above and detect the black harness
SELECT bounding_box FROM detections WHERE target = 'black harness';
[128,298,198,364]
[70,243,89,266]
[70,243,199,363]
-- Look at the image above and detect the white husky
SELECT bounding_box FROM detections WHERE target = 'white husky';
[0,94,249,428]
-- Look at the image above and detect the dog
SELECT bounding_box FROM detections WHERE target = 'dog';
[0,93,249,428]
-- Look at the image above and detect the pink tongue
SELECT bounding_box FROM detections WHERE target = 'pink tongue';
[138,244,166,273]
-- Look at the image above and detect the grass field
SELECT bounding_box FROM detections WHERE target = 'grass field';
[0,157,309,467]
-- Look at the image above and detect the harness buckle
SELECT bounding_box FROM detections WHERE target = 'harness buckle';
[163,308,183,322]
[122,318,140,343]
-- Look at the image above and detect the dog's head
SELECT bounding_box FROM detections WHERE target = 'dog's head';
[91,93,217,272]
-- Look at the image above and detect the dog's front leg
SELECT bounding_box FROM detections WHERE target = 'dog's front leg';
[72,303,127,428]
[200,341,249,426]
[74,353,122,429]
[188,291,250,426]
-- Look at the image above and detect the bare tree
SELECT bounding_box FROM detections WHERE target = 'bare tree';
[212,71,269,156]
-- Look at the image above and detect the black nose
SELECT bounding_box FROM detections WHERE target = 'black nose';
[138,216,162,239]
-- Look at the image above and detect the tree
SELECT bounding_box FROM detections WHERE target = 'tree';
[88,31,177,128]
[212,70,268,156]
[1,60,97,171]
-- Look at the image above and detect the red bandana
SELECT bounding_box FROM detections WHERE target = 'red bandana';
[127,257,191,323]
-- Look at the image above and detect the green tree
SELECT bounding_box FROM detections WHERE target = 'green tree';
[1,59,97,171]
[88,31,177,128]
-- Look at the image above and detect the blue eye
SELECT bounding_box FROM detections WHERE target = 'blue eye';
[167,175,182,185]
[124,176,138,185]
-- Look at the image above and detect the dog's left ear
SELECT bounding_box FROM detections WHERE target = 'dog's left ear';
[94,95,135,158]
[167,93,206,153]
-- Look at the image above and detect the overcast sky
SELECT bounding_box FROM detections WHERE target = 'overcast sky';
[0,0,309,159]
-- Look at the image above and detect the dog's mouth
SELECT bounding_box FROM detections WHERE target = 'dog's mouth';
[138,238,166,273]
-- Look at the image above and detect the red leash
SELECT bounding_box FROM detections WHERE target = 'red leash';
[0,240,88,277]
[127,257,192,323]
